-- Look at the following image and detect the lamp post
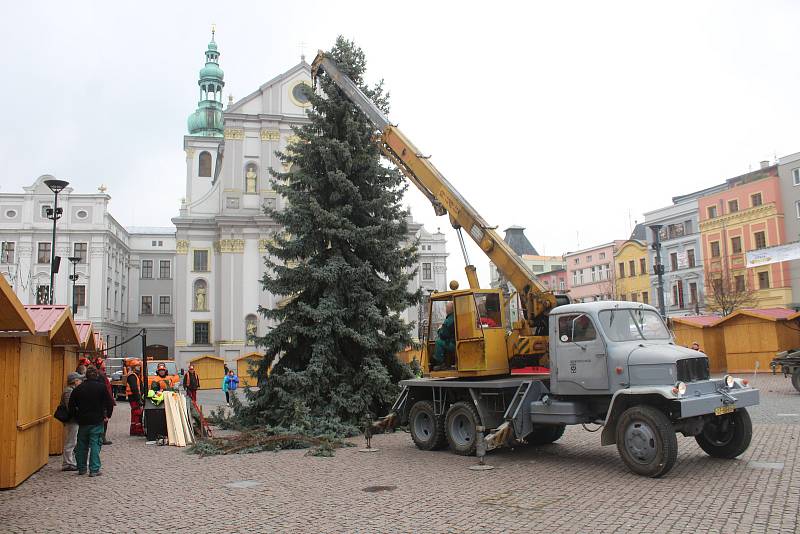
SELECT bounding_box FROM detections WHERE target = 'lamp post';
[649,224,666,317]
[44,179,69,305]
[68,256,80,315]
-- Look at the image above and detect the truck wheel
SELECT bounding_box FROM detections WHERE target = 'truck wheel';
[445,401,481,456]
[615,405,678,478]
[792,370,800,393]
[695,408,752,459]
[409,400,446,451]
[527,424,566,445]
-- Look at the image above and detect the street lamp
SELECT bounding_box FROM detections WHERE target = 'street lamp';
[44,179,69,305]
[68,256,80,315]
[648,224,666,317]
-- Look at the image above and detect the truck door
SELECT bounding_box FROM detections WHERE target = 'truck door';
[554,313,609,392]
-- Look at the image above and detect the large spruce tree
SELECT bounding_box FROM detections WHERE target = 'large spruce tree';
[241,37,419,437]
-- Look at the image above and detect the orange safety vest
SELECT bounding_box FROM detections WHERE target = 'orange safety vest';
[125,372,143,398]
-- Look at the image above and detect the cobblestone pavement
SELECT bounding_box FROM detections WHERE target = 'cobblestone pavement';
[0,374,798,533]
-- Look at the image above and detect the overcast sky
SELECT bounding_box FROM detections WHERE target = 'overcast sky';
[2,1,799,286]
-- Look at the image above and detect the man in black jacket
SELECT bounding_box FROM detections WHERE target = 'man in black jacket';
[68,366,114,476]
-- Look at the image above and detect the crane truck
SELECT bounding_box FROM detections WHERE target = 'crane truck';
[311,53,759,477]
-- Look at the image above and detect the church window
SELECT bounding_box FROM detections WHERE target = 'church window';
[199,151,212,177]
[193,250,209,271]
[194,322,210,345]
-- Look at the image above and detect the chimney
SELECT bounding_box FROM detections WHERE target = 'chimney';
[760,160,770,169]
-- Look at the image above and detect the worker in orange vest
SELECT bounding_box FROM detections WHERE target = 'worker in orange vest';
[153,362,178,391]
[183,365,200,403]
[126,360,145,436]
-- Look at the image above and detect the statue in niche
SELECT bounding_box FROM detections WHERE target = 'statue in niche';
[246,164,257,194]
[246,316,257,343]
[195,284,206,310]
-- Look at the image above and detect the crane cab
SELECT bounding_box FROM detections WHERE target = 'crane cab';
[421,288,511,378]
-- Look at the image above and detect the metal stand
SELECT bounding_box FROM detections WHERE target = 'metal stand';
[468,426,495,471]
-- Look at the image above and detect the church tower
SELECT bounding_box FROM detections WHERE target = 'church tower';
[187,27,225,137]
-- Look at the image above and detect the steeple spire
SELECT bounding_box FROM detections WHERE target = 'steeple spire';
[187,27,225,137]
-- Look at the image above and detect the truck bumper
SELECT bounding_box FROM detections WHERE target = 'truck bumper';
[676,385,759,419]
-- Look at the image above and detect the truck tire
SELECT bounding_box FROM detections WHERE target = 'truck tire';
[409,400,446,451]
[695,408,752,459]
[615,405,678,478]
[445,401,481,455]
[527,424,566,445]
[792,369,800,393]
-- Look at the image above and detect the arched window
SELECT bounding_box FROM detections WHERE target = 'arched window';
[245,163,258,194]
[245,314,258,344]
[198,151,212,177]
[193,279,208,311]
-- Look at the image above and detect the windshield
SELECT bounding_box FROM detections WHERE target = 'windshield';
[147,361,178,375]
[598,309,671,342]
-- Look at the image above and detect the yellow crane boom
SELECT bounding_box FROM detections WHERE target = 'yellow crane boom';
[311,53,560,332]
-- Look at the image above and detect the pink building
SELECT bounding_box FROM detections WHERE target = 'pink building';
[565,241,625,302]
[539,268,567,293]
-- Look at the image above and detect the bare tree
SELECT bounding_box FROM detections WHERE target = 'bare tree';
[704,266,757,316]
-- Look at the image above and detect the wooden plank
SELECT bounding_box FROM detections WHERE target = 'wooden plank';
[163,392,176,446]
[178,394,193,445]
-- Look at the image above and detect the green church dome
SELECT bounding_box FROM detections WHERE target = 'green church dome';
[187,28,225,137]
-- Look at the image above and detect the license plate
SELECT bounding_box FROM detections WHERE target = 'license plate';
[715,405,735,416]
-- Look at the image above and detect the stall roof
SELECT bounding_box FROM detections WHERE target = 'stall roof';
[75,321,96,351]
[671,315,722,328]
[715,308,800,325]
[23,305,81,346]
[0,275,35,334]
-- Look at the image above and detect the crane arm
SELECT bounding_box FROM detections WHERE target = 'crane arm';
[311,52,558,323]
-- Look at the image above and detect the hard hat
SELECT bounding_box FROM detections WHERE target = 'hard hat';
[128,358,142,368]
[157,363,167,371]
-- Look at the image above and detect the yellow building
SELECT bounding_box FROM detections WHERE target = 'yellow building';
[613,240,651,304]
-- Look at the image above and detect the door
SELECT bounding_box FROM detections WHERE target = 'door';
[554,313,609,392]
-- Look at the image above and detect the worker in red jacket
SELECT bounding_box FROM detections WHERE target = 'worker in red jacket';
[183,365,200,403]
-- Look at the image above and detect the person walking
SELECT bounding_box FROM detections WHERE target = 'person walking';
[183,365,200,403]
[222,369,239,406]
[60,372,83,471]
[68,366,114,477]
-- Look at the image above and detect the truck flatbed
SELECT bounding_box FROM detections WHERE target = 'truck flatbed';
[400,375,548,389]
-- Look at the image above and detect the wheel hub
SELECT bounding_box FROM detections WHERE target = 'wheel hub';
[625,421,657,464]
[414,412,433,440]
[449,413,473,447]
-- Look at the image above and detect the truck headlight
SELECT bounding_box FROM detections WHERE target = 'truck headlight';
[674,381,687,396]
[723,375,734,388]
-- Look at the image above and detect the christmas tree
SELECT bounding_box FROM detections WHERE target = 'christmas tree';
[239,37,419,438]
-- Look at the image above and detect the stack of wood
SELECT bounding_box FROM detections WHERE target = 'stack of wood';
[163,392,195,447]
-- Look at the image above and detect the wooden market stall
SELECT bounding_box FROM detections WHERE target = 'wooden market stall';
[190,354,226,390]
[236,352,266,387]
[0,277,82,488]
[715,308,800,373]
[670,315,725,372]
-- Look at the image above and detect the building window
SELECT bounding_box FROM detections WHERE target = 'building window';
[689,283,698,304]
[618,262,625,278]
[642,291,649,304]
[159,260,171,279]
[599,252,606,259]
[630,293,638,302]
[684,220,693,234]
[560,280,566,291]
[639,257,646,275]
[731,236,742,254]
[41,205,51,218]
[673,280,685,309]
[758,271,770,289]
[37,242,51,264]
[1,241,14,264]
[754,231,766,250]
[710,241,720,258]
[735,275,745,292]
[194,322,210,345]
[794,168,800,186]
[728,199,738,213]
[36,285,49,304]
[74,285,86,307]
[687,249,696,268]
[106,287,110,309]
[628,260,636,277]
[141,259,153,279]
[751,193,762,207]
[707,206,717,219]
[422,262,432,280]
[193,250,209,271]
[159,296,171,315]
[670,252,678,271]
[586,255,592,262]
[574,258,579,265]
[73,242,88,263]
[198,151,212,177]
[141,296,152,315]
[619,293,626,301]
[796,200,800,219]
[114,290,118,312]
